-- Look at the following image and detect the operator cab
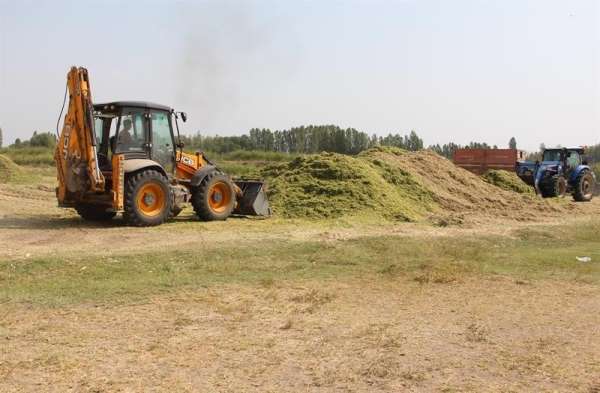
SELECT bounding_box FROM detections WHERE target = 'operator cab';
[542,148,585,172]
[93,101,181,176]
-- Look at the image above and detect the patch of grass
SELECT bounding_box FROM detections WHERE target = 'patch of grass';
[207,150,298,162]
[217,161,262,178]
[0,157,54,186]
[0,146,54,166]
[0,155,55,185]
[2,219,600,305]
[0,154,26,183]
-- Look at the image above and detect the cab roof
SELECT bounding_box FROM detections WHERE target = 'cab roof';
[94,101,172,112]
[544,147,585,152]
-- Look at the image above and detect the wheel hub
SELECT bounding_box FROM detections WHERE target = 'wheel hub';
[212,191,223,203]
[135,182,165,217]
[143,193,156,206]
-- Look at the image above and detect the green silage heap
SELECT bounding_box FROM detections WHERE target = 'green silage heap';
[262,148,436,220]
[482,169,533,194]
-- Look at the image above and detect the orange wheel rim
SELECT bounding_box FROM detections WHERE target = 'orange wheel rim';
[208,181,232,213]
[136,182,166,217]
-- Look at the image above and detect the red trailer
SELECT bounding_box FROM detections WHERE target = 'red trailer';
[453,149,525,175]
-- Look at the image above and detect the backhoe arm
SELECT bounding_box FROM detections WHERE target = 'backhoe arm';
[55,66,105,203]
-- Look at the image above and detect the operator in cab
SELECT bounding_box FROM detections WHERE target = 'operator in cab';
[118,119,134,145]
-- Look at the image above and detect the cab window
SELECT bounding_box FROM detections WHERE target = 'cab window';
[115,110,147,153]
[567,151,580,168]
[543,150,560,161]
[150,110,174,172]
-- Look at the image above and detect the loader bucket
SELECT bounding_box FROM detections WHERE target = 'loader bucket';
[234,180,272,216]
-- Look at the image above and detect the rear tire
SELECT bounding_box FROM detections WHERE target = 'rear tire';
[573,171,594,202]
[124,169,171,226]
[75,204,116,221]
[192,172,235,221]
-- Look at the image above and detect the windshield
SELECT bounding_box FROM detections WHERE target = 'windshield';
[542,150,562,161]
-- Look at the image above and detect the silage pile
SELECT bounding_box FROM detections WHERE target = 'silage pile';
[262,152,434,221]
[482,169,533,194]
[0,154,24,183]
[263,146,561,221]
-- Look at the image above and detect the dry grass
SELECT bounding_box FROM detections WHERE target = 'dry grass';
[2,280,600,392]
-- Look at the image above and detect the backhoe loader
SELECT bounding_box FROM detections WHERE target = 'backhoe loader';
[55,66,270,226]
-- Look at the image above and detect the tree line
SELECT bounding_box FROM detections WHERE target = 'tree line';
[180,125,425,155]
[7,131,56,148]
[180,127,526,159]
[4,127,599,165]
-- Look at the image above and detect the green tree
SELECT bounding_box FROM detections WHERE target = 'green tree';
[0,127,3,148]
[508,137,517,149]
[29,131,56,148]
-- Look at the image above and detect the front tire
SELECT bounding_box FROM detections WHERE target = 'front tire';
[192,172,235,221]
[124,169,171,226]
[540,175,566,198]
[573,171,594,202]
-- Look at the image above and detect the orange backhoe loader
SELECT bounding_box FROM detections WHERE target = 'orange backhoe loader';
[55,66,270,226]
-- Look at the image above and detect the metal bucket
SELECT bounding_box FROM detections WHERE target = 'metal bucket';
[234,180,271,216]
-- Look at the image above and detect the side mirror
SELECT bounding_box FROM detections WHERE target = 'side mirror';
[582,160,588,166]
[180,112,187,122]
[177,141,185,149]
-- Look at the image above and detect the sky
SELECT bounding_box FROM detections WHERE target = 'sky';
[0,0,598,151]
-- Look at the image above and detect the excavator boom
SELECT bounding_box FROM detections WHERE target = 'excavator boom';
[55,66,105,204]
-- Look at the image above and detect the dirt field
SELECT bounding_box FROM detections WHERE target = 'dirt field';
[2,169,600,392]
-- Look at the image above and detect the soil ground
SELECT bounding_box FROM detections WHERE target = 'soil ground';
[1,170,600,392]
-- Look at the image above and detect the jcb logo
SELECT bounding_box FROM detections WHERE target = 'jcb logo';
[62,125,72,160]
[181,156,195,166]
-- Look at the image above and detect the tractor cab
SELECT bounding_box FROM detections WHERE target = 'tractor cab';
[93,101,180,176]
[540,148,585,171]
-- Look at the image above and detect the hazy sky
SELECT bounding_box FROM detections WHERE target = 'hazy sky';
[0,0,598,151]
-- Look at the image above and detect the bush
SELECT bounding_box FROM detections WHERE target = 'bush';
[29,131,56,148]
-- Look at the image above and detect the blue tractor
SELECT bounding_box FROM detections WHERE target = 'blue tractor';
[516,147,596,201]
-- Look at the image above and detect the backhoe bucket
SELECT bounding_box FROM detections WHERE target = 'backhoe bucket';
[234,180,271,216]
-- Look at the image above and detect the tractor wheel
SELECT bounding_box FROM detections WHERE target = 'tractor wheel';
[75,204,116,221]
[573,171,594,202]
[541,175,566,198]
[192,172,235,221]
[123,169,171,226]
[552,175,567,198]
